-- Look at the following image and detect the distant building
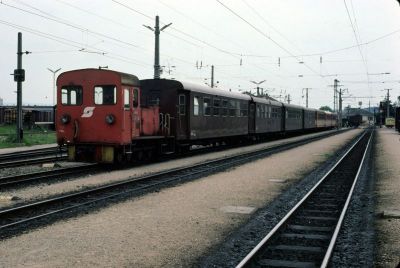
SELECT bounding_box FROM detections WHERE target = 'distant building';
[0,97,3,106]
[343,107,374,125]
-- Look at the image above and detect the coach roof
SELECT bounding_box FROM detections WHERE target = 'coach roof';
[179,81,251,100]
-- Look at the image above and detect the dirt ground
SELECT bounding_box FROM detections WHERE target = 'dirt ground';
[0,129,361,267]
[374,128,400,267]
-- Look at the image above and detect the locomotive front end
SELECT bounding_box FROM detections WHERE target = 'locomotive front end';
[56,69,141,163]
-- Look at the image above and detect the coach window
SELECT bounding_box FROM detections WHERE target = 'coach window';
[61,86,82,105]
[178,94,186,115]
[203,97,211,116]
[193,96,200,116]
[240,101,248,117]
[229,100,236,117]
[221,99,228,116]
[132,88,139,107]
[213,98,220,116]
[124,89,130,108]
[94,85,116,105]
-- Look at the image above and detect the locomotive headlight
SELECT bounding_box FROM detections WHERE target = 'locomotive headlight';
[61,114,71,124]
[105,114,115,125]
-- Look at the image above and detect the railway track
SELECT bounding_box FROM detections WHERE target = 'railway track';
[0,147,67,169]
[0,164,99,188]
[236,129,373,268]
[0,128,356,238]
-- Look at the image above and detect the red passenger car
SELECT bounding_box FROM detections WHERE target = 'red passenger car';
[56,69,160,163]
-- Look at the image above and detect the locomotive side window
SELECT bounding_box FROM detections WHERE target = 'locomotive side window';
[203,97,211,116]
[193,96,200,116]
[61,86,82,105]
[94,85,116,105]
[133,88,139,108]
[124,88,130,108]
[179,94,185,115]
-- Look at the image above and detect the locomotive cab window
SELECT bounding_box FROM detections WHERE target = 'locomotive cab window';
[124,88,130,108]
[94,85,116,105]
[61,86,82,105]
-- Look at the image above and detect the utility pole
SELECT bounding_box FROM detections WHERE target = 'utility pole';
[12,32,29,143]
[384,88,392,117]
[287,94,291,104]
[302,88,311,108]
[250,80,266,97]
[337,88,348,129]
[143,16,172,79]
[333,79,338,112]
[338,88,343,128]
[368,100,371,125]
[47,68,61,107]
[211,65,214,88]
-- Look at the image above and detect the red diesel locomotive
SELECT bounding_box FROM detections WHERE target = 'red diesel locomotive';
[56,68,337,163]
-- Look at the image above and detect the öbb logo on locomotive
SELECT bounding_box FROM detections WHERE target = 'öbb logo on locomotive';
[81,107,95,118]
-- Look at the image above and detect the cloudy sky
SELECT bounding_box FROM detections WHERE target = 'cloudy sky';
[1,0,399,109]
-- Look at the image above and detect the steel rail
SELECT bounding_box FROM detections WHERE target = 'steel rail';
[320,130,373,267]
[0,164,98,188]
[0,147,65,161]
[0,155,68,169]
[236,129,371,268]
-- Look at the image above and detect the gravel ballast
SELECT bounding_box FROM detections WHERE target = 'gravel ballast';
[0,130,341,209]
[0,130,361,267]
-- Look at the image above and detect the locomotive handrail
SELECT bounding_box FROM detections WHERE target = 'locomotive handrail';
[73,120,79,139]
[165,113,171,136]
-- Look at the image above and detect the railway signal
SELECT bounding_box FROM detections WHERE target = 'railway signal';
[11,32,30,143]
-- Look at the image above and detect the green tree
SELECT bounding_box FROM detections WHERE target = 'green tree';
[319,106,333,112]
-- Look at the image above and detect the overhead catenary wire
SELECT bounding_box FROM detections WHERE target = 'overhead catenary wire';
[215,0,330,87]
[0,19,152,68]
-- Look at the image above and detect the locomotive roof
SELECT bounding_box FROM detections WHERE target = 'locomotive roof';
[58,68,140,86]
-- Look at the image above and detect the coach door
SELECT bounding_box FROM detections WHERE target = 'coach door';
[177,93,188,139]
[248,103,256,133]
[131,88,141,138]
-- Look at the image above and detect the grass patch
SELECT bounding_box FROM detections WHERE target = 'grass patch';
[0,124,56,149]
